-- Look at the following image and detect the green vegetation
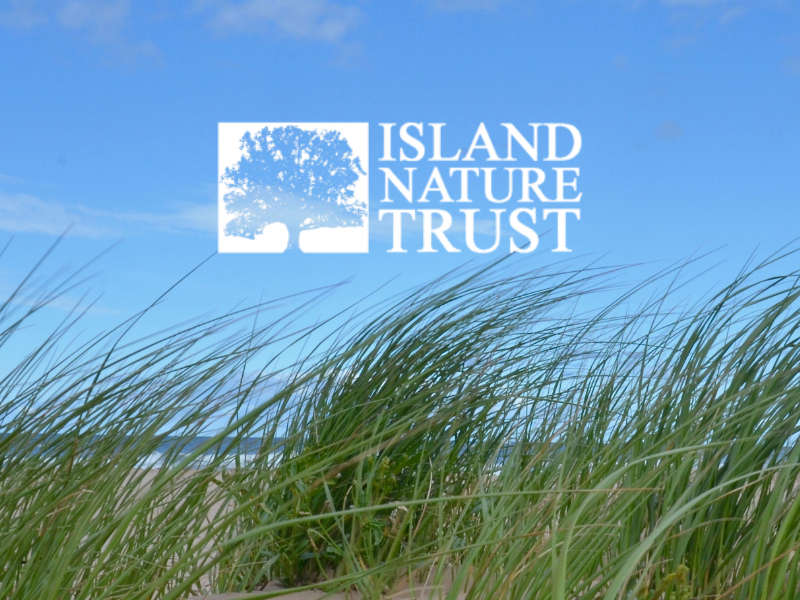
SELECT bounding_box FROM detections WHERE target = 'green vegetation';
[1,247,799,599]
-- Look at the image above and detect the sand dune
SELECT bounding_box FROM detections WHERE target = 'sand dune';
[189,578,466,600]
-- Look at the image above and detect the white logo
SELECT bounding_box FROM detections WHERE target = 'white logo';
[218,122,369,253]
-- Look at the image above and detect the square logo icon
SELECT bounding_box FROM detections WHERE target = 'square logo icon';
[218,123,369,253]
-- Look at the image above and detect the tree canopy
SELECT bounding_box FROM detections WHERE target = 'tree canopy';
[222,125,366,249]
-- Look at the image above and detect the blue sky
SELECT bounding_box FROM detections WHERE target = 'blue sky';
[1,0,799,348]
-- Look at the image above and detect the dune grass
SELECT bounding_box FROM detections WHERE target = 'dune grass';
[1,246,799,600]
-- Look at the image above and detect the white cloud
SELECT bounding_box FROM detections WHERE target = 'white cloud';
[783,56,800,77]
[662,0,733,6]
[0,279,124,315]
[57,0,129,36]
[612,54,630,71]
[0,191,215,238]
[0,0,159,64]
[79,202,217,233]
[0,192,111,237]
[720,6,745,23]
[201,0,362,43]
[58,0,160,63]
[0,0,47,28]
[0,173,26,185]
[660,0,752,23]
[428,0,505,10]
[655,120,684,140]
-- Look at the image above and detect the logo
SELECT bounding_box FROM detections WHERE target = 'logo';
[218,123,369,253]
[219,122,583,255]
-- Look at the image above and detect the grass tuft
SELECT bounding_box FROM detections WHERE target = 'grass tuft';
[1,248,800,599]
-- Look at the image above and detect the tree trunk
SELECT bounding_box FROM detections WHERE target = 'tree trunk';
[285,224,299,251]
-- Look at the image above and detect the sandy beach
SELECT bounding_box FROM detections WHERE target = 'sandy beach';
[189,583,466,600]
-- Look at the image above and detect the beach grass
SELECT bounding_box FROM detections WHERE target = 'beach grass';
[1,246,799,599]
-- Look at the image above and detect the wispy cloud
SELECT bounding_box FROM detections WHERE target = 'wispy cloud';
[612,54,631,71]
[199,0,362,43]
[0,191,215,238]
[0,279,124,316]
[0,0,47,28]
[655,120,685,140]
[664,32,701,50]
[0,173,26,185]
[719,6,745,23]
[660,0,752,25]
[0,0,159,64]
[427,0,506,11]
[58,0,159,62]
[783,56,800,77]
[662,0,734,6]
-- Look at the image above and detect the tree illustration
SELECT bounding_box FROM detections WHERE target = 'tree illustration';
[222,125,366,250]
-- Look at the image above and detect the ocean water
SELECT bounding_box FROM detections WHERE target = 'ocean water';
[0,434,280,470]
[138,436,279,468]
